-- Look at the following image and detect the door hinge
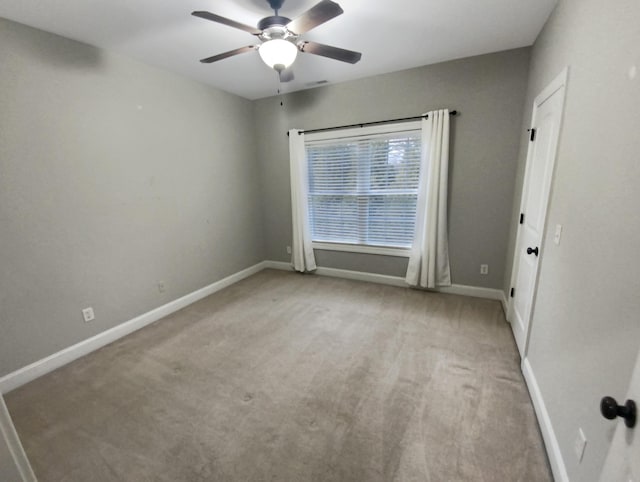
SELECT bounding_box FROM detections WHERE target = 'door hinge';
[519,213,524,224]
[528,128,536,141]
[510,287,515,298]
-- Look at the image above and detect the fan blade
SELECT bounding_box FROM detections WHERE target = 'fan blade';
[279,68,295,82]
[300,41,362,64]
[285,0,344,34]
[200,46,256,64]
[192,11,261,35]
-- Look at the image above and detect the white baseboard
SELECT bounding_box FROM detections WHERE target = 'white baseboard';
[437,283,505,302]
[263,260,294,271]
[0,395,36,481]
[0,260,506,394]
[500,291,509,319]
[264,261,505,302]
[522,358,569,482]
[315,266,408,287]
[0,261,267,394]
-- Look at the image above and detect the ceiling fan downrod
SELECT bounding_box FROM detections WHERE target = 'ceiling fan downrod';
[267,0,286,15]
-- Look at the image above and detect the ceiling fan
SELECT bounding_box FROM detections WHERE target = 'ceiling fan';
[192,0,362,82]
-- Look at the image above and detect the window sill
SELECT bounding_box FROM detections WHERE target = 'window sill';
[311,242,411,258]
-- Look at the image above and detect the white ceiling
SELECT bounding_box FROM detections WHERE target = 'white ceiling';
[0,0,557,100]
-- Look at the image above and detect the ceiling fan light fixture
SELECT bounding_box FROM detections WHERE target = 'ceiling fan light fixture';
[258,39,298,70]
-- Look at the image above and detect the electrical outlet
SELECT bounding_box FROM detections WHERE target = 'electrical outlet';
[82,307,95,323]
[286,245,292,254]
[574,428,587,462]
[480,264,489,275]
[157,282,166,293]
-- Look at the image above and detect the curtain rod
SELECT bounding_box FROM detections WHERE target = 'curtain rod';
[287,110,458,136]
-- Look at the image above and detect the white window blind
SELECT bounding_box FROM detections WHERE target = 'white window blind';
[305,127,421,250]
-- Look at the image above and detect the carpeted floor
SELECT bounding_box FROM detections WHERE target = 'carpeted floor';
[6,269,552,481]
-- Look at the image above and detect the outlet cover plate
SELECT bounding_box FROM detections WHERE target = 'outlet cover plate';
[554,224,563,245]
[82,307,95,323]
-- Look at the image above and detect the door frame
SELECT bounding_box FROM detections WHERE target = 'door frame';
[0,394,36,481]
[507,67,569,356]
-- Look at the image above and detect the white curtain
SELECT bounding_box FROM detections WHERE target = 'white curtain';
[289,129,317,272]
[406,110,452,288]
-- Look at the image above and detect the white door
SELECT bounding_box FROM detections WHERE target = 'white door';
[509,68,568,357]
[599,347,640,481]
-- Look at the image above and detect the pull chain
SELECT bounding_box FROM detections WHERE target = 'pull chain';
[276,70,284,107]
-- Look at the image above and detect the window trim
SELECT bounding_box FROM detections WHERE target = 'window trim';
[305,121,421,143]
[311,241,411,257]
[305,121,422,255]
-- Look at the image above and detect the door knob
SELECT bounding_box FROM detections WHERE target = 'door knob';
[526,246,539,256]
[600,396,636,428]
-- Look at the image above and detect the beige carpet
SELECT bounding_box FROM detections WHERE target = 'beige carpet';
[6,269,552,481]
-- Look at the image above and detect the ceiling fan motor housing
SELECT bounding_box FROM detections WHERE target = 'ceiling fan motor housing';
[258,16,292,32]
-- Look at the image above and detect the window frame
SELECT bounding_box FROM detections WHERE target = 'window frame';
[304,121,422,258]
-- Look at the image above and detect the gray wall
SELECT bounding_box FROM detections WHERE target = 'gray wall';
[0,18,264,377]
[254,48,531,289]
[503,0,640,479]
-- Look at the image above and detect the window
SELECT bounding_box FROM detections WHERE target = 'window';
[305,123,422,256]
